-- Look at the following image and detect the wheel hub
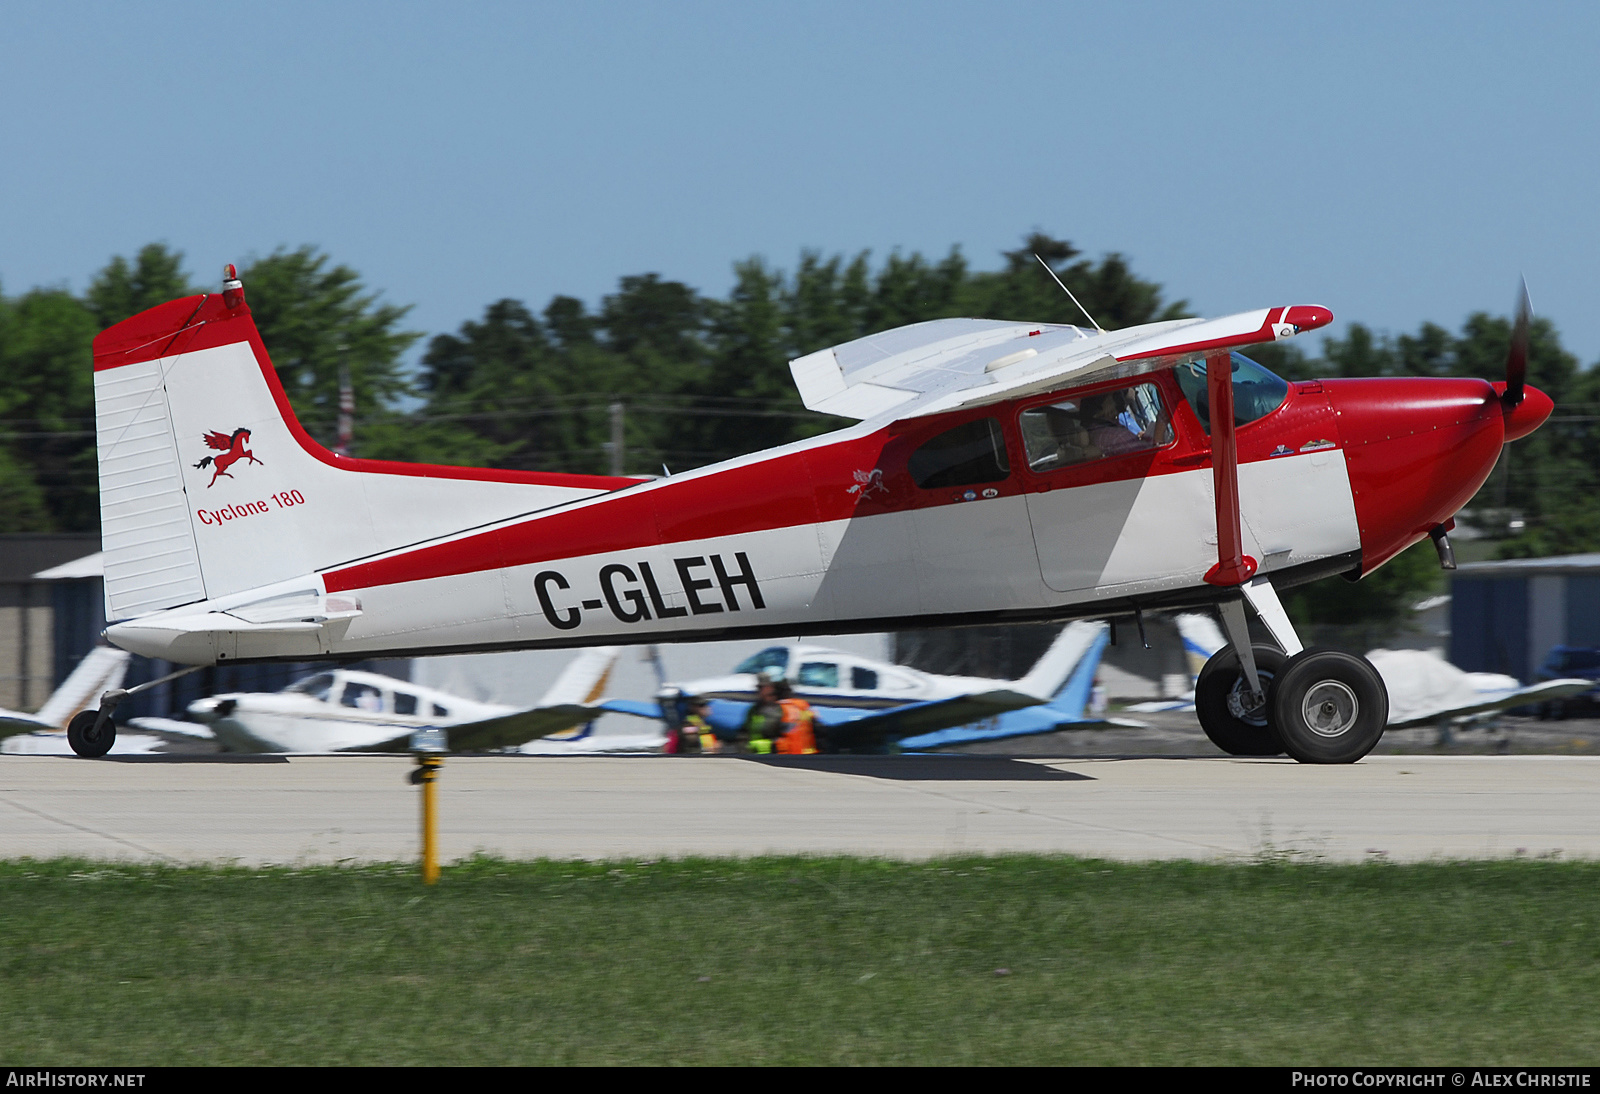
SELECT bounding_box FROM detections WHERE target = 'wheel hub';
[1302,680,1359,737]
[1226,675,1272,726]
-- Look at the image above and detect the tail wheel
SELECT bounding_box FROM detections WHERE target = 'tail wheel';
[1195,645,1287,756]
[67,710,116,758]
[1269,649,1388,764]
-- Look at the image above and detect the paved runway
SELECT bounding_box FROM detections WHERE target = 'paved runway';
[3,753,1597,864]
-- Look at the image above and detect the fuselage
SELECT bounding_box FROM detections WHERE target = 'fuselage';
[95,293,1552,668]
[189,669,513,752]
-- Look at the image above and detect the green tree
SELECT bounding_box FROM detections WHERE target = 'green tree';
[962,231,1190,330]
[1282,540,1442,632]
[86,243,193,329]
[0,287,99,530]
[240,247,420,445]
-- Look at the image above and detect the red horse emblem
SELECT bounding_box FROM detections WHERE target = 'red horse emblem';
[193,427,263,488]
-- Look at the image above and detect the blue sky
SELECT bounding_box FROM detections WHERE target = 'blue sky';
[3,1,1598,366]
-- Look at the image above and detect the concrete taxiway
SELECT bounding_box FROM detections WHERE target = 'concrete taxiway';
[2,753,1596,864]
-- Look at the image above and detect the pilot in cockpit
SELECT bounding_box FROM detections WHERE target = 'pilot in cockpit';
[1083,391,1155,458]
[1031,403,1092,469]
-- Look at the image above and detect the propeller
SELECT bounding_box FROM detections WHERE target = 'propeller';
[1503,277,1531,408]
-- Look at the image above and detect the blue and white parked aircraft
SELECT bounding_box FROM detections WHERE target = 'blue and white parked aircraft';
[603,621,1115,751]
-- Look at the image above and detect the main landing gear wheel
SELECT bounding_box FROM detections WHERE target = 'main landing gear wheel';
[1269,649,1388,764]
[1196,645,1286,756]
[67,710,116,758]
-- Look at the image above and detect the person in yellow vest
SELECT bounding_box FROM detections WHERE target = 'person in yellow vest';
[740,676,783,754]
[684,697,719,754]
[774,680,818,755]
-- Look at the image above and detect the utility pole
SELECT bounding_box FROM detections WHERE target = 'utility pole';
[609,401,625,476]
[336,343,353,457]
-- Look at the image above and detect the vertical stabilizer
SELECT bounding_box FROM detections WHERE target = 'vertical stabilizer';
[91,273,646,624]
[1015,620,1110,700]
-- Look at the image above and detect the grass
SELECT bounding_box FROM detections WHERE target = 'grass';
[2,856,1597,1065]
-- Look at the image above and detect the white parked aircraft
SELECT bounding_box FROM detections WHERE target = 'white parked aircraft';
[155,647,621,753]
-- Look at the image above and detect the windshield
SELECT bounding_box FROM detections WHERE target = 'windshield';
[1174,352,1289,433]
[285,673,335,701]
[733,647,790,677]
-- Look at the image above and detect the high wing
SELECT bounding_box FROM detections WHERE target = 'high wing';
[354,646,620,752]
[790,307,1332,422]
[809,690,1054,750]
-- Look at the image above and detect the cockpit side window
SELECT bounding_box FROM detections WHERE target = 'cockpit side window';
[1174,352,1289,433]
[1020,381,1173,472]
[907,417,1010,489]
[797,662,840,687]
[341,682,384,712]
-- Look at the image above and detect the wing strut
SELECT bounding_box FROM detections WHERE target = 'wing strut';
[1203,352,1258,588]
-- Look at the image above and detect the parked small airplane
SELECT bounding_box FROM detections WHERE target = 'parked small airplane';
[143,648,621,753]
[79,267,1555,764]
[604,620,1114,751]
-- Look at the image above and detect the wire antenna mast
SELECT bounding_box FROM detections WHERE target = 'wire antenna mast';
[1034,253,1105,333]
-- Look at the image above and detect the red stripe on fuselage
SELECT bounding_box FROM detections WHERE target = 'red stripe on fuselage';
[323,371,1337,594]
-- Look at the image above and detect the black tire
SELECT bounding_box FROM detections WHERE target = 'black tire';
[66,710,116,758]
[1195,645,1287,756]
[1269,649,1388,764]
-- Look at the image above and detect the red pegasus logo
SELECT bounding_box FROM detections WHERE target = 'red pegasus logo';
[193,427,263,488]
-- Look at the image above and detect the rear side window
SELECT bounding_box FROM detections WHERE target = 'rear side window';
[907,417,1010,489]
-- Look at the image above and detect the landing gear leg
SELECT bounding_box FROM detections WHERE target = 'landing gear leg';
[1196,578,1306,758]
[1240,577,1388,764]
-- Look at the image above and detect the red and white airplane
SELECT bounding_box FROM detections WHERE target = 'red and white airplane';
[76,267,1553,764]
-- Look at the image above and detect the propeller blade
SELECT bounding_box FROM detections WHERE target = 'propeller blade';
[1504,277,1530,408]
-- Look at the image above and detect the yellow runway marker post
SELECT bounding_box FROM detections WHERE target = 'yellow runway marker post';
[409,728,447,885]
